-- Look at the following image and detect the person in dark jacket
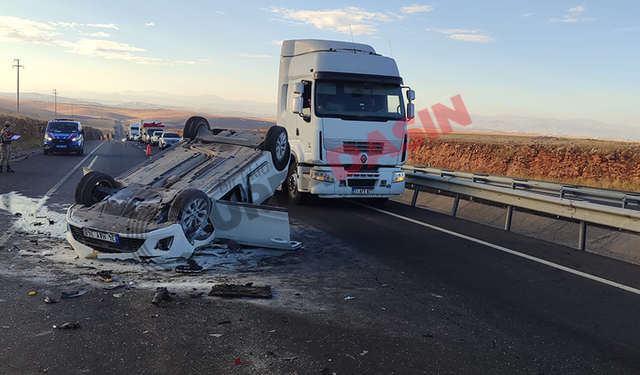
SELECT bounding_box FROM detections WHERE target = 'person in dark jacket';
[0,121,15,172]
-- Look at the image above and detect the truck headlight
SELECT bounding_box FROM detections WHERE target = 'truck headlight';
[311,170,334,183]
[392,171,405,183]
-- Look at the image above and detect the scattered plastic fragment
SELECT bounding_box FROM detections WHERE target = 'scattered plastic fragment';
[234,358,242,365]
[360,350,369,356]
[96,270,113,279]
[44,296,58,304]
[344,296,355,300]
[60,290,86,299]
[209,333,223,338]
[28,291,36,296]
[113,293,123,298]
[208,284,272,298]
[151,287,172,305]
[188,291,205,298]
[175,258,203,273]
[53,322,80,330]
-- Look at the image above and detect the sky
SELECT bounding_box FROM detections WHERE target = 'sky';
[0,1,639,126]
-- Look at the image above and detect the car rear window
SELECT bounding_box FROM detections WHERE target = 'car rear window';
[163,133,180,138]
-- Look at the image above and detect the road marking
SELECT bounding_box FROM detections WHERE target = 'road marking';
[0,143,105,247]
[87,155,99,169]
[356,202,640,297]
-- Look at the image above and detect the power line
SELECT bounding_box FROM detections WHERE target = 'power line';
[12,59,24,113]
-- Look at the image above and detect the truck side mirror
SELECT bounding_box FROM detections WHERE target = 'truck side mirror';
[292,97,303,114]
[406,89,415,102]
[293,83,305,95]
[406,103,415,120]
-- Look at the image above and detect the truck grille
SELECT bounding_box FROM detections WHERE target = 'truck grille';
[343,141,385,155]
[347,179,377,188]
[69,225,145,253]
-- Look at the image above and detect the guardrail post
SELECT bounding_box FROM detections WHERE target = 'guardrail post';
[578,221,587,251]
[504,205,514,231]
[411,186,420,207]
[451,194,460,217]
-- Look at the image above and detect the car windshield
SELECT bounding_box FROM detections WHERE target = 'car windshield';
[315,80,405,121]
[48,122,78,133]
[153,131,163,136]
[163,133,180,138]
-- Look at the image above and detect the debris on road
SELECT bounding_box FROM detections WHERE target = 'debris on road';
[360,350,369,356]
[209,333,223,338]
[28,291,36,296]
[151,287,172,305]
[208,283,272,298]
[44,296,58,304]
[234,358,242,365]
[60,290,87,299]
[175,258,203,273]
[96,270,113,279]
[53,322,80,330]
[344,296,355,300]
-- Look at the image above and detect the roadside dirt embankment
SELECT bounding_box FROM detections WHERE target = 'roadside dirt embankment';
[408,133,640,192]
[0,114,103,152]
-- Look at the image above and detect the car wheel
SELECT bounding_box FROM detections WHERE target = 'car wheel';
[77,147,83,156]
[285,162,307,205]
[44,149,49,155]
[263,126,290,172]
[75,171,117,207]
[168,189,212,240]
[184,116,211,141]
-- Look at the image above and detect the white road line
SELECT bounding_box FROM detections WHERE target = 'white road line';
[0,143,105,247]
[87,155,99,170]
[355,202,640,297]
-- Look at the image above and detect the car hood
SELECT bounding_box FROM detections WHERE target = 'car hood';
[51,133,77,139]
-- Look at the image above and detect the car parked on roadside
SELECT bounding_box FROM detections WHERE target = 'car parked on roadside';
[150,130,164,146]
[66,116,299,262]
[158,132,182,150]
[43,119,84,156]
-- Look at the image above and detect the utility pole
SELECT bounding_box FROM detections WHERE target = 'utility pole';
[12,59,24,113]
[53,89,58,118]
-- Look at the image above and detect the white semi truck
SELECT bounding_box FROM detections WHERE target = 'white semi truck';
[278,39,415,204]
[128,122,140,141]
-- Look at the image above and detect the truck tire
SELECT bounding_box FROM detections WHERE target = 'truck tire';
[184,116,211,141]
[285,161,308,205]
[264,126,290,172]
[168,189,211,240]
[75,171,117,207]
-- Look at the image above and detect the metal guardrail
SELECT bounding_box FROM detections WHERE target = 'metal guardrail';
[402,166,640,251]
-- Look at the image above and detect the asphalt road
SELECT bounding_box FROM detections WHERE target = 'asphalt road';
[1,139,640,374]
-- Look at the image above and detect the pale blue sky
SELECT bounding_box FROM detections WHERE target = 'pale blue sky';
[1,1,638,125]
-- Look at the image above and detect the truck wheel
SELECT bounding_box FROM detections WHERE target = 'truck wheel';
[285,162,307,205]
[264,126,290,172]
[184,116,211,140]
[75,171,117,207]
[168,189,211,240]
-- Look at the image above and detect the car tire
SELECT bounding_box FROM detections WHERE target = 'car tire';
[168,189,212,240]
[285,161,307,205]
[77,147,83,156]
[44,149,49,155]
[263,126,290,172]
[75,171,117,207]
[184,116,211,141]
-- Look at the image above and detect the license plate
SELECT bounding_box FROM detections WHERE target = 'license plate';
[56,145,67,148]
[352,188,375,194]
[83,228,119,243]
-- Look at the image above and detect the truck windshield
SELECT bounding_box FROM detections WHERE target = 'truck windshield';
[315,80,405,121]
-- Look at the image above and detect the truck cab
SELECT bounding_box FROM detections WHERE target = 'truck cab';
[277,39,415,204]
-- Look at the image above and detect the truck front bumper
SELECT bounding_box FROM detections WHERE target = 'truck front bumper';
[302,166,405,198]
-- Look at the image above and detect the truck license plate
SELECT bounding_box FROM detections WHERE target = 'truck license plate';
[83,228,119,243]
[352,188,374,194]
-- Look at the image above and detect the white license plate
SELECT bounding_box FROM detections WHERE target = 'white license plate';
[352,188,375,194]
[56,145,67,148]
[83,228,119,243]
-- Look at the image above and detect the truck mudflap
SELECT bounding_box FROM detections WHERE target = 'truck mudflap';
[211,201,302,251]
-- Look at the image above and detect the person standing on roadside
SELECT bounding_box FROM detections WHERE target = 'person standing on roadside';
[0,121,15,173]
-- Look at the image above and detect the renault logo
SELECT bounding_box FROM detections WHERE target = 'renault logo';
[360,154,367,164]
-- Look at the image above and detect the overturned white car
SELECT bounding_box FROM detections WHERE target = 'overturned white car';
[66,116,299,261]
